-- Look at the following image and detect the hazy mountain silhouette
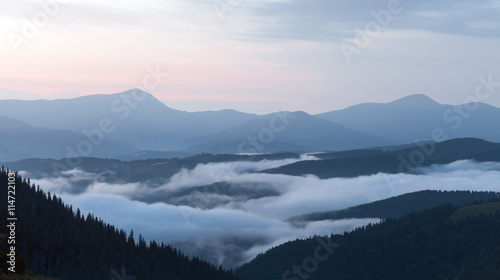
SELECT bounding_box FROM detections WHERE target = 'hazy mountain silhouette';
[316,94,500,143]
[263,138,500,178]
[114,150,194,161]
[238,200,500,280]
[186,111,395,153]
[2,90,500,159]
[1,153,301,187]
[287,190,500,223]
[0,115,136,161]
[0,89,257,151]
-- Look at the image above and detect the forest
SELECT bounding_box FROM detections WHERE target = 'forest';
[2,161,500,279]
[0,167,240,280]
[289,189,500,223]
[238,199,500,280]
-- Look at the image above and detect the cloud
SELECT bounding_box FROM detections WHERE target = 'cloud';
[243,0,500,41]
[6,0,498,46]
[155,155,317,194]
[29,159,500,268]
[58,191,381,268]
[2,0,499,116]
[417,159,500,174]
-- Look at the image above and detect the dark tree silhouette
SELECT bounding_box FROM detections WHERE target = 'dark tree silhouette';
[0,167,239,280]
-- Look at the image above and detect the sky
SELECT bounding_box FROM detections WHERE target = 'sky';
[1,0,500,114]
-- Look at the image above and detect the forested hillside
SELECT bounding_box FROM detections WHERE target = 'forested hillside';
[239,201,500,280]
[263,138,500,178]
[0,167,239,280]
[2,152,300,187]
[289,190,500,223]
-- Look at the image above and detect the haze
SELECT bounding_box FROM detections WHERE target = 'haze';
[26,159,500,268]
[1,0,500,114]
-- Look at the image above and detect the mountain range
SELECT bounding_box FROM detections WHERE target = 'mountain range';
[238,199,500,280]
[0,115,135,161]
[3,137,498,211]
[316,94,500,143]
[1,90,500,161]
[287,190,500,224]
[263,138,500,179]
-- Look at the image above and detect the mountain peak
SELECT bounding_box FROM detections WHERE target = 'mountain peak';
[390,94,440,107]
[121,88,152,97]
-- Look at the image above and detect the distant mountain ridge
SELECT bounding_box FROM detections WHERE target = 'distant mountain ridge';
[0,168,240,280]
[316,94,500,143]
[263,138,500,179]
[287,190,500,223]
[0,115,136,161]
[186,111,395,153]
[0,89,258,152]
[238,200,500,280]
[1,90,500,160]
[1,153,301,188]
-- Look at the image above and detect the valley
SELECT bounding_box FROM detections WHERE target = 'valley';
[1,92,500,279]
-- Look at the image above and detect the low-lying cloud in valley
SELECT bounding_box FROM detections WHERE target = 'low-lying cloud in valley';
[24,158,500,268]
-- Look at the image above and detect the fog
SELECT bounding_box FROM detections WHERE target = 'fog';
[26,159,500,268]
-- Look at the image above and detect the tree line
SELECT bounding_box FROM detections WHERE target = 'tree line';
[0,167,240,280]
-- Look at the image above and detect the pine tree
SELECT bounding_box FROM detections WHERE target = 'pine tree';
[0,207,7,272]
[0,169,240,280]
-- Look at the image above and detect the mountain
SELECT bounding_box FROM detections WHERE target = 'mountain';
[1,153,301,188]
[0,90,397,155]
[0,169,240,279]
[186,111,395,154]
[263,138,500,178]
[114,150,194,161]
[389,93,441,107]
[238,201,500,280]
[0,88,44,100]
[316,94,500,144]
[0,89,257,151]
[0,115,137,161]
[287,190,500,223]
[164,181,281,209]
[3,91,500,159]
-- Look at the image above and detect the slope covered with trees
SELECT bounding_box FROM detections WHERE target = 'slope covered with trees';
[239,201,500,280]
[288,190,500,223]
[0,167,239,280]
[263,138,500,178]
[2,152,300,187]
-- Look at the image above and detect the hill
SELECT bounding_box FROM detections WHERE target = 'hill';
[449,201,500,223]
[316,94,500,144]
[263,138,500,178]
[113,150,194,161]
[1,153,301,188]
[187,111,395,154]
[2,92,500,159]
[238,200,500,280]
[0,168,240,280]
[0,89,257,152]
[0,115,137,162]
[164,181,282,208]
[288,190,500,223]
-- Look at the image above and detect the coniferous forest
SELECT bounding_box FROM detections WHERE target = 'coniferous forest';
[2,165,500,279]
[2,0,500,277]
[0,167,240,280]
[238,201,500,280]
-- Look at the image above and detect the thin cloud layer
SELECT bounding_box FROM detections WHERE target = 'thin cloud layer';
[154,155,317,193]
[5,0,498,41]
[2,1,500,114]
[27,159,500,267]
